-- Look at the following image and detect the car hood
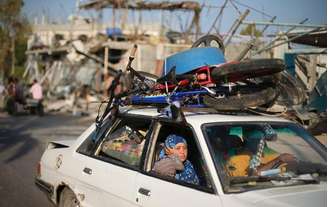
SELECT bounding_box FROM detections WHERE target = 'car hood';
[228,183,327,207]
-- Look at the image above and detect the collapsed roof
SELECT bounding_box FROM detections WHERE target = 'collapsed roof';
[79,0,201,39]
[79,0,200,11]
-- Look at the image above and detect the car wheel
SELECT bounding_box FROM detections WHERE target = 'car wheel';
[59,187,79,207]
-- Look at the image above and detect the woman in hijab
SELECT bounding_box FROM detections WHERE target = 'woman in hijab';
[153,134,199,185]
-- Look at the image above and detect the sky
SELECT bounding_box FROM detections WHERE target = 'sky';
[23,0,327,34]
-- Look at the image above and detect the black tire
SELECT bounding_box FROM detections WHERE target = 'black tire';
[191,34,225,53]
[58,187,79,207]
[203,87,277,111]
[211,58,285,82]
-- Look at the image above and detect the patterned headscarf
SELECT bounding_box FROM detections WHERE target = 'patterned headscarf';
[176,160,199,185]
[159,134,199,185]
[164,134,187,149]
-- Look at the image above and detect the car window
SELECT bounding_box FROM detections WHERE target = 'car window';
[148,122,213,190]
[76,129,97,155]
[203,122,327,193]
[76,119,114,156]
[96,117,152,168]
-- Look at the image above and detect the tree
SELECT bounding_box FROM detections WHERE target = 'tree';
[240,24,263,37]
[0,0,31,80]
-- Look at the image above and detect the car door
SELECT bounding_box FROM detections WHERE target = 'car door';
[135,175,220,207]
[75,115,153,207]
[135,121,221,207]
[73,126,103,207]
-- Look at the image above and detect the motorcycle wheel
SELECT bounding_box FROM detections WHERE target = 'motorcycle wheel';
[203,86,278,111]
[211,58,285,83]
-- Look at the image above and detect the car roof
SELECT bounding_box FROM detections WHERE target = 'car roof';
[120,106,292,126]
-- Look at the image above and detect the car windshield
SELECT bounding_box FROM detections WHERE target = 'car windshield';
[203,122,327,193]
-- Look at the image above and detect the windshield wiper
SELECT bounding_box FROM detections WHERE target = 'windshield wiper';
[230,175,289,184]
[290,174,320,184]
[230,161,327,185]
[230,173,321,185]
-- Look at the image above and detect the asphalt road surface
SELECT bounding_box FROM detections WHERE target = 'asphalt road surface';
[0,112,94,207]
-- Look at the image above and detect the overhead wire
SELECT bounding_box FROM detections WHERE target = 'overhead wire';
[207,0,229,34]
[230,0,273,18]
[228,0,242,15]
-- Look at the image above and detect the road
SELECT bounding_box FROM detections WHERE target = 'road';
[0,112,94,207]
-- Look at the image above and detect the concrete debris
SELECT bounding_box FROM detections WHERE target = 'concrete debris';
[67,40,87,63]
[75,60,98,86]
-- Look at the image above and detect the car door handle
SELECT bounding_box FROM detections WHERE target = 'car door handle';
[83,167,92,175]
[138,188,151,196]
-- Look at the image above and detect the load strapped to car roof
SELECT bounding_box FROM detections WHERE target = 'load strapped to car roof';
[95,35,287,127]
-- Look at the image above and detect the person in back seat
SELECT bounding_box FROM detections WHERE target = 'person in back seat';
[152,134,200,185]
[225,131,296,177]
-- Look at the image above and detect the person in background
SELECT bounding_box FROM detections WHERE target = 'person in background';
[7,77,16,98]
[0,81,5,110]
[0,81,5,96]
[14,77,25,105]
[4,77,17,114]
[29,79,44,116]
[29,79,43,101]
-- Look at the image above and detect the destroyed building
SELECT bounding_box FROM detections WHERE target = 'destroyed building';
[23,0,326,131]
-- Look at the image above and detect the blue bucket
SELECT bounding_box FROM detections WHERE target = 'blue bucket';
[163,47,226,75]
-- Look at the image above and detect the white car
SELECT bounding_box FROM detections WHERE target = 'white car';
[35,107,327,207]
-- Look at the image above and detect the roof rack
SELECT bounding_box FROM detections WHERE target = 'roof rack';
[122,103,281,117]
